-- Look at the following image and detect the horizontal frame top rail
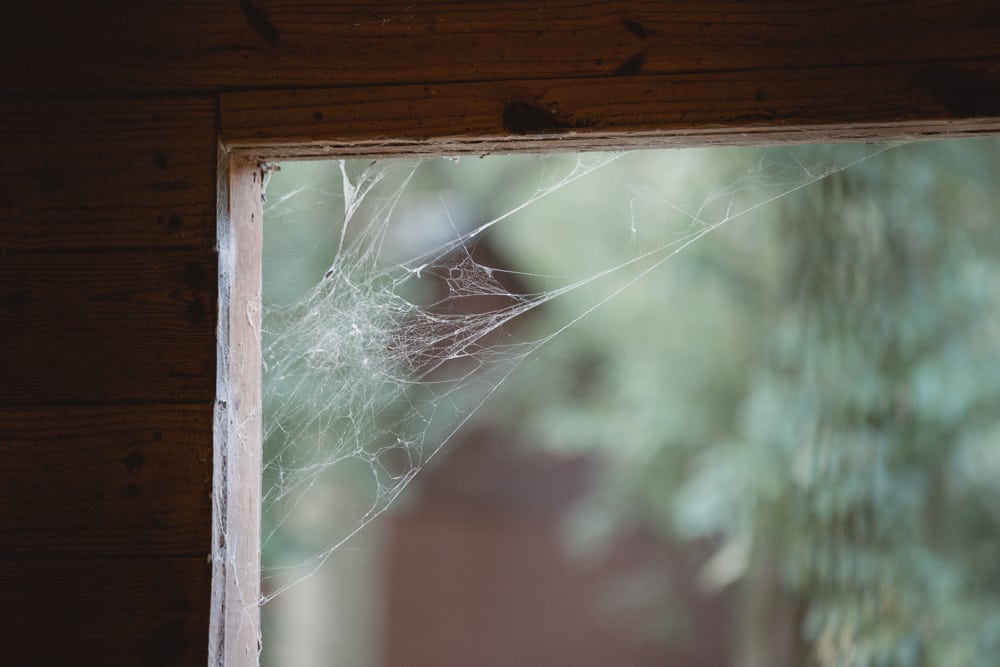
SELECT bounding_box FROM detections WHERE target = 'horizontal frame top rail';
[221,61,1000,159]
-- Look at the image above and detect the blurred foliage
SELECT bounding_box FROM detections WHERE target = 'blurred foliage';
[263,140,1000,666]
[487,140,1000,667]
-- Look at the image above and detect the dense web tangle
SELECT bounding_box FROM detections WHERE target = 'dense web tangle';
[259,145,890,602]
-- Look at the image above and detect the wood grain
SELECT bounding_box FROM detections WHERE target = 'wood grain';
[210,156,264,667]
[1,557,210,667]
[0,97,217,250]
[0,404,212,558]
[222,59,1000,158]
[2,1,999,94]
[0,248,216,404]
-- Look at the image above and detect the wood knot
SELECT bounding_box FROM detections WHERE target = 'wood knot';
[502,101,571,135]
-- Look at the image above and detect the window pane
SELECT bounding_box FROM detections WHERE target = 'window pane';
[261,140,1000,667]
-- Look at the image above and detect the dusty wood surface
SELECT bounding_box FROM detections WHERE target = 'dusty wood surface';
[2,557,210,667]
[0,98,217,250]
[223,59,1000,158]
[209,157,264,667]
[0,404,213,558]
[3,1,999,94]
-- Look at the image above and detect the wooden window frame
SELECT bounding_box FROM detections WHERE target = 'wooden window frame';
[212,13,1000,667]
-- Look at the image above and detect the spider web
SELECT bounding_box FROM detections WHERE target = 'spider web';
[258,144,890,604]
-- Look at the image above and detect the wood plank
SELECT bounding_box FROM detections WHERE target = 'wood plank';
[0,97,217,250]
[210,157,264,667]
[2,557,210,667]
[2,1,998,95]
[0,404,212,558]
[221,59,1000,158]
[0,248,216,404]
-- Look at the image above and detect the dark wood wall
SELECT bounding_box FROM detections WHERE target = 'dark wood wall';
[0,96,218,664]
[1,3,998,665]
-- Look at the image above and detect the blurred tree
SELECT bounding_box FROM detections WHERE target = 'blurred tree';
[491,140,1000,667]
[261,141,1000,666]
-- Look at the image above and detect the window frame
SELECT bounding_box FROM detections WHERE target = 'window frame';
[212,61,1000,667]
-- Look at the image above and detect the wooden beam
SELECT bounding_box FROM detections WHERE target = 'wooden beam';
[221,60,1000,158]
[210,156,264,667]
[3,1,999,95]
